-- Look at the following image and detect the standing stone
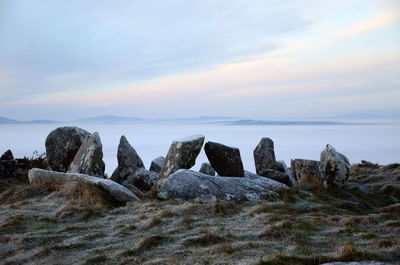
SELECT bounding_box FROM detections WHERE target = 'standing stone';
[155,135,205,188]
[67,132,105,178]
[320,144,350,188]
[291,159,323,183]
[124,168,159,192]
[110,136,145,183]
[253,137,276,175]
[149,156,165,173]
[0,150,14,161]
[204,142,244,177]
[199,162,215,176]
[45,126,91,172]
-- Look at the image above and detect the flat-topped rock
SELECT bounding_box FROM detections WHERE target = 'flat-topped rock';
[204,141,244,177]
[68,132,105,178]
[253,137,276,174]
[29,168,140,203]
[158,169,287,201]
[155,135,205,189]
[110,136,144,183]
[320,144,350,188]
[45,126,91,172]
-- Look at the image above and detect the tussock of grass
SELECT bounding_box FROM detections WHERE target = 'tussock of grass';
[184,232,225,247]
[137,235,167,251]
[148,215,161,227]
[60,180,122,208]
[83,254,107,264]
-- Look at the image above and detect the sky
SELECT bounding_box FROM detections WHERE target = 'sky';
[0,0,399,121]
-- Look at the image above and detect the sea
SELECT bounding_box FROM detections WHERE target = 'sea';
[1,122,399,175]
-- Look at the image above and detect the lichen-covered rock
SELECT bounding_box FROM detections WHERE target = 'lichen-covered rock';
[253,137,277,174]
[28,168,140,203]
[67,132,105,178]
[199,162,215,176]
[123,168,158,192]
[0,150,14,161]
[258,169,292,186]
[320,144,350,188]
[45,126,91,172]
[149,156,165,173]
[157,169,287,202]
[204,142,244,177]
[110,136,145,183]
[155,135,205,188]
[291,159,323,183]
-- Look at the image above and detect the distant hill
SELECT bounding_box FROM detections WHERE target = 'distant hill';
[226,119,364,126]
[73,115,144,123]
[0,117,58,124]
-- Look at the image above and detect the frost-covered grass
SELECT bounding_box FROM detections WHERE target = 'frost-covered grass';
[0,163,399,265]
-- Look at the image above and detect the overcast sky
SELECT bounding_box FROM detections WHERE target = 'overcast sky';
[0,0,399,120]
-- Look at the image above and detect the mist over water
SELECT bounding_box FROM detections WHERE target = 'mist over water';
[1,123,399,175]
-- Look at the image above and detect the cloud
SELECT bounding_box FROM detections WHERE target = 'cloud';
[336,10,400,38]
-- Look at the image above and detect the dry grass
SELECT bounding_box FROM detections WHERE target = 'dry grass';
[0,162,399,264]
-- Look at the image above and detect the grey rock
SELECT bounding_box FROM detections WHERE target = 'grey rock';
[28,168,140,203]
[155,135,205,189]
[1,150,14,161]
[67,132,105,178]
[277,160,296,186]
[204,141,244,177]
[45,126,91,172]
[258,169,292,186]
[157,191,169,200]
[199,162,215,176]
[320,144,350,188]
[158,169,287,202]
[291,159,323,183]
[149,156,165,173]
[124,168,158,192]
[110,136,145,183]
[253,137,276,174]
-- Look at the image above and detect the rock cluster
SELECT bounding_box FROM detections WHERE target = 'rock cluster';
[14,125,353,204]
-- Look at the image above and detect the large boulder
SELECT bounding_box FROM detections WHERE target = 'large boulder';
[123,168,158,192]
[45,126,91,172]
[157,169,287,202]
[110,136,145,183]
[1,150,14,161]
[199,162,215,176]
[67,132,105,178]
[253,137,276,174]
[149,156,165,173]
[28,168,140,203]
[320,144,350,188]
[258,169,292,187]
[291,159,323,184]
[204,142,244,177]
[155,135,205,188]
